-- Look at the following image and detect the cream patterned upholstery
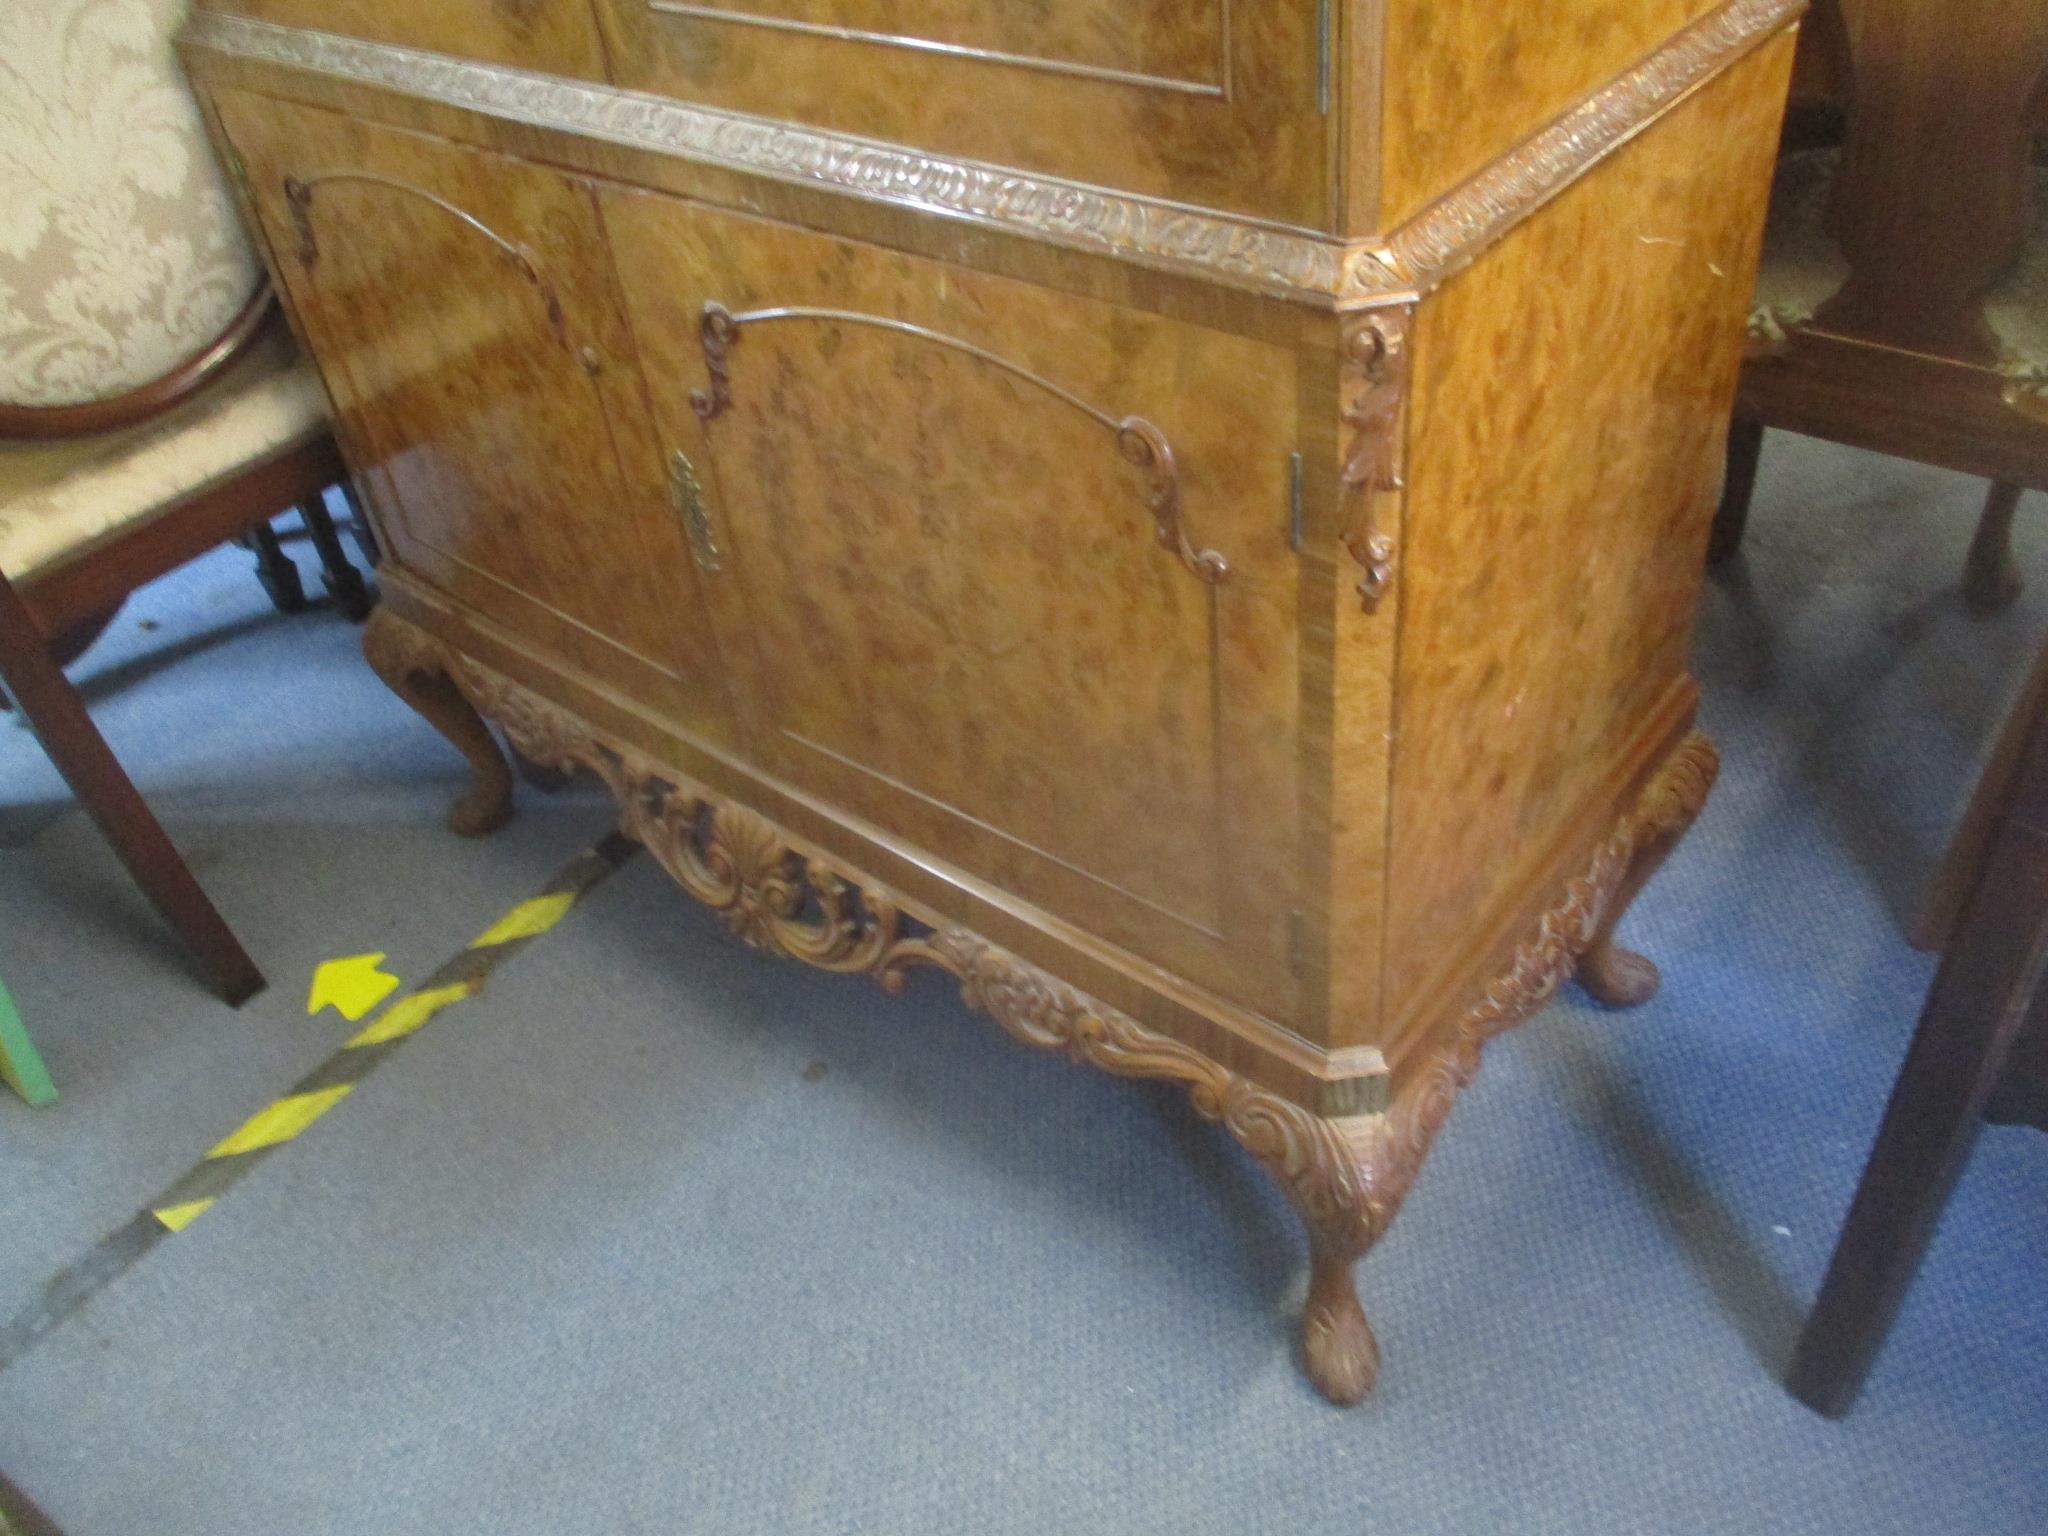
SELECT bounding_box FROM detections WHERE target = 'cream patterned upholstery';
[0,327,328,581]
[0,0,260,407]
[1985,169,2048,412]
[1747,149,1850,348]
[1749,147,2048,410]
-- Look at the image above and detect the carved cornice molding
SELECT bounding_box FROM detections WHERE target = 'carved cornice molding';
[184,11,1344,304]
[1369,0,1804,293]
[188,0,1800,308]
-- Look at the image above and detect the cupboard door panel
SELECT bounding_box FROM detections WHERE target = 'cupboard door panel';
[591,0,1329,229]
[214,94,731,738]
[605,190,1304,1020]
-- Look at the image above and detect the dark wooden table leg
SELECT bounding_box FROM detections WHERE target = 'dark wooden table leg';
[1708,418,1765,565]
[1787,704,2048,1417]
[0,572,264,1006]
[1984,975,2048,1131]
[1963,481,2025,617]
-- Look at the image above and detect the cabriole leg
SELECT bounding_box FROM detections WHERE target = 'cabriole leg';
[1301,1218,1383,1404]
[1577,734,1721,1007]
[1219,1095,1409,1405]
[361,607,513,837]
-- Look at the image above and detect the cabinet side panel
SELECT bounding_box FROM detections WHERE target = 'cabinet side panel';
[1379,32,1794,1052]
[1374,0,1720,232]
[196,1,612,79]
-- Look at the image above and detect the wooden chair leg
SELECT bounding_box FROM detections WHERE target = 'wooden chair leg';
[1707,418,1765,565]
[1787,707,2048,1416]
[1963,481,2025,617]
[241,519,306,614]
[0,971,57,1107]
[299,494,373,621]
[0,604,120,714]
[0,572,264,1006]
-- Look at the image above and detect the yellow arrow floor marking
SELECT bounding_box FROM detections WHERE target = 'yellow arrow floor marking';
[307,953,403,1023]
[0,832,638,1374]
[208,1084,354,1158]
[469,891,577,949]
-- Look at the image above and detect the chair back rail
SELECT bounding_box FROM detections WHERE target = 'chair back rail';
[0,286,276,442]
[1803,0,2048,360]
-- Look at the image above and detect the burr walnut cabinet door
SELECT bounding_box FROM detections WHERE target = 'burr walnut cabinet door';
[591,0,1330,229]
[212,95,731,740]
[604,189,1305,1023]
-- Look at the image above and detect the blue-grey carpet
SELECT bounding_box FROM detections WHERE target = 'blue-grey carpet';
[1,437,2044,1534]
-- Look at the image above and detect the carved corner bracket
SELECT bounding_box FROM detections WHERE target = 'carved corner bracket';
[1338,310,1411,613]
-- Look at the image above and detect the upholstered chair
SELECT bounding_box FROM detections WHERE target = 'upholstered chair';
[0,0,369,633]
[0,0,373,1017]
[1713,0,2048,615]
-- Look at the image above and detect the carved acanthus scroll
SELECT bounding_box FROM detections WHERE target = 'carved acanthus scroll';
[1339,311,1410,612]
[685,299,1231,585]
[376,613,1715,1406]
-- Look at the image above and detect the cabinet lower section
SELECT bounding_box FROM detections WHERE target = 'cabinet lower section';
[361,600,1718,1404]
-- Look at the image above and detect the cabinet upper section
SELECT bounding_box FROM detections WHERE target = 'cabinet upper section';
[193,0,1794,243]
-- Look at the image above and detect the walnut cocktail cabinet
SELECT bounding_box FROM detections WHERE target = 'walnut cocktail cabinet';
[183,0,1799,1403]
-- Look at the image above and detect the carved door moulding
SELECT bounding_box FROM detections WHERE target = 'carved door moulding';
[643,0,1235,100]
[686,300,1233,584]
[279,170,574,351]
[187,0,1804,308]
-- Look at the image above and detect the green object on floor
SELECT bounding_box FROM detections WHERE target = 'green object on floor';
[0,973,55,1107]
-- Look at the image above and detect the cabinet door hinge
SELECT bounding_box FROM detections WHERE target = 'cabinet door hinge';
[668,449,722,573]
[1287,452,1305,553]
[1316,0,1332,115]
[1287,908,1309,978]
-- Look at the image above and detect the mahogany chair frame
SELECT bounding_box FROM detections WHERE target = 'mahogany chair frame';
[0,564,262,1003]
[1,281,361,1007]
[1710,0,2048,613]
[1,286,363,640]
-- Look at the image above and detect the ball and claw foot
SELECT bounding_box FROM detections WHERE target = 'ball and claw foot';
[447,775,514,839]
[1576,941,1662,1008]
[1303,1253,1381,1406]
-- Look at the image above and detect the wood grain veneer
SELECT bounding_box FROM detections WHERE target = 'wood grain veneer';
[184,0,1798,1405]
